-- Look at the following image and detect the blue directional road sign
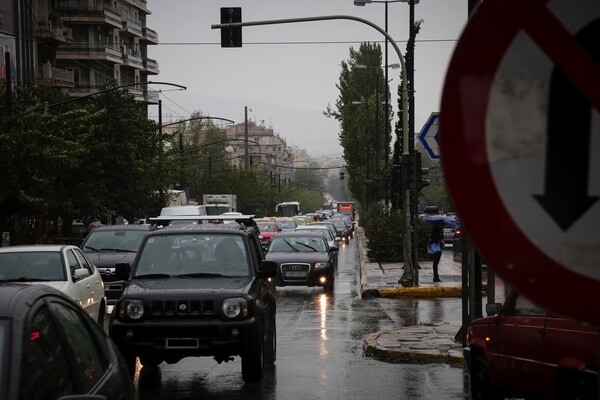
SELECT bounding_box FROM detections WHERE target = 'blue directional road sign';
[418,112,440,160]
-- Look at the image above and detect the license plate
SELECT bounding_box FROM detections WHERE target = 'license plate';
[284,271,307,278]
[166,338,199,349]
[106,283,123,291]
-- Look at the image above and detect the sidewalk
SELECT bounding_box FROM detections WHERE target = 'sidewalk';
[355,229,466,366]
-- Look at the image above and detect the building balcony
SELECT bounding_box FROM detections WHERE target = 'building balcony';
[35,22,73,44]
[55,2,122,29]
[121,16,143,37]
[122,49,144,69]
[141,27,159,44]
[124,0,150,14]
[57,43,123,63]
[143,58,159,74]
[37,65,74,88]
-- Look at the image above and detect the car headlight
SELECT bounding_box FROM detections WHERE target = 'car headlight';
[222,298,249,319]
[117,299,145,321]
[314,262,329,269]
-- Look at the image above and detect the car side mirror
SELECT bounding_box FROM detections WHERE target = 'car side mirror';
[256,260,277,279]
[73,268,90,280]
[329,244,339,252]
[486,303,502,316]
[115,262,131,280]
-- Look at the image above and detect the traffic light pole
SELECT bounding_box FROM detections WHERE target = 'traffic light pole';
[213,13,415,279]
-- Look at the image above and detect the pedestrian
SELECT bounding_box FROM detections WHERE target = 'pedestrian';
[428,224,444,282]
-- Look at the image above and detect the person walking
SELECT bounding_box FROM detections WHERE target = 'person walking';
[428,224,444,282]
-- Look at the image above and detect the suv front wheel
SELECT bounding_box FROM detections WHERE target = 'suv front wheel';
[241,331,264,383]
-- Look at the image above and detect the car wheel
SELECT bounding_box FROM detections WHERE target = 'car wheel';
[557,370,592,400]
[324,274,335,293]
[242,333,264,383]
[264,314,276,365]
[97,302,106,326]
[121,350,137,379]
[139,354,161,368]
[470,356,503,400]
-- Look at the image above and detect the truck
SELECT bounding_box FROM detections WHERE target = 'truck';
[336,201,355,221]
[202,194,237,215]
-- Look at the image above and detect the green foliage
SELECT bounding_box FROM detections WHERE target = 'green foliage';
[365,210,405,262]
[325,42,393,212]
[0,82,177,240]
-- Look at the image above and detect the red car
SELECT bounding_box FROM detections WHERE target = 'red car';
[464,290,597,400]
[256,221,281,250]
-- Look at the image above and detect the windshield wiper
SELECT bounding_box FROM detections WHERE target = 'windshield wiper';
[99,248,136,253]
[134,273,172,279]
[282,239,300,252]
[176,272,224,278]
[293,242,318,252]
[83,245,100,252]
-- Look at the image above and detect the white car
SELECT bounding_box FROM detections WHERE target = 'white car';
[0,245,107,324]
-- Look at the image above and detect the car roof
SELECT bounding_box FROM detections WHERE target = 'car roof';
[0,283,67,316]
[87,224,152,232]
[273,231,324,238]
[146,222,252,236]
[0,244,72,253]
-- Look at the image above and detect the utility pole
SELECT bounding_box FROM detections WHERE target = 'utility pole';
[244,106,249,171]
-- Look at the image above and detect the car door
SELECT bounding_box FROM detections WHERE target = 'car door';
[487,293,546,396]
[65,248,97,319]
[73,248,104,317]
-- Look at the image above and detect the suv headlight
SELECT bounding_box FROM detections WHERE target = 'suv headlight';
[117,299,145,321]
[222,298,249,319]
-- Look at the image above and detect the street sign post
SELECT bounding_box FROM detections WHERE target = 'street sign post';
[418,112,440,160]
[440,0,600,325]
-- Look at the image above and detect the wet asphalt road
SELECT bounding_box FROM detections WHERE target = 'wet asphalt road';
[130,238,470,400]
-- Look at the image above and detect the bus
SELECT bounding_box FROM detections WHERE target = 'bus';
[275,201,301,217]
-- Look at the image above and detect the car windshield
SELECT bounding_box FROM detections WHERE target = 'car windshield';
[134,233,250,278]
[82,230,147,252]
[0,252,65,282]
[257,223,277,233]
[269,236,326,252]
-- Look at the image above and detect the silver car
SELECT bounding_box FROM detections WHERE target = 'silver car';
[0,245,107,324]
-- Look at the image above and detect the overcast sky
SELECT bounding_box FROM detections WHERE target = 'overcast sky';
[146,0,468,159]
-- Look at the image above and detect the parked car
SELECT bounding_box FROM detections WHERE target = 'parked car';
[265,231,337,292]
[109,220,278,383]
[81,224,152,305]
[0,245,107,324]
[0,283,135,400]
[464,290,598,400]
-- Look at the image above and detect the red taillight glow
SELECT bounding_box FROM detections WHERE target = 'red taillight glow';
[29,331,40,341]
[455,229,462,238]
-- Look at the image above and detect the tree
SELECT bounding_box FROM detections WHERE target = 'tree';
[325,42,393,214]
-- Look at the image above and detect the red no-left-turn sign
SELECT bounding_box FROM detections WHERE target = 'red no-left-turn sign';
[441,0,600,324]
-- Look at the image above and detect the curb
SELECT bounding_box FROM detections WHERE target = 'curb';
[377,286,463,298]
[363,326,465,367]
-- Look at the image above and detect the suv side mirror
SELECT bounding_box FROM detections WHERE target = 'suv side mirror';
[115,262,131,280]
[256,260,277,279]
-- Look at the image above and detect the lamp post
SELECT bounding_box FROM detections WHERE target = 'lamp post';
[354,0,418,213]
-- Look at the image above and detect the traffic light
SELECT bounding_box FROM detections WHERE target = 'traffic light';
[415,151,431,191]
[339,171,345,180]
[220,7,242,48]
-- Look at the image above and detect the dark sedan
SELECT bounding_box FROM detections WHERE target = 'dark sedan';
[265,231,337,292]
[0,283,135,400]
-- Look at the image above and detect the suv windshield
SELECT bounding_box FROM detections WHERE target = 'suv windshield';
[82,230,147,253]
[134,234,250,278]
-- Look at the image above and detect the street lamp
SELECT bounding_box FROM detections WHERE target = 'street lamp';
[354,0,420,285]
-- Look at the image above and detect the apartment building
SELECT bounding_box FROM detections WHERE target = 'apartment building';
[1,0,158,103]
[226,120,294,183]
